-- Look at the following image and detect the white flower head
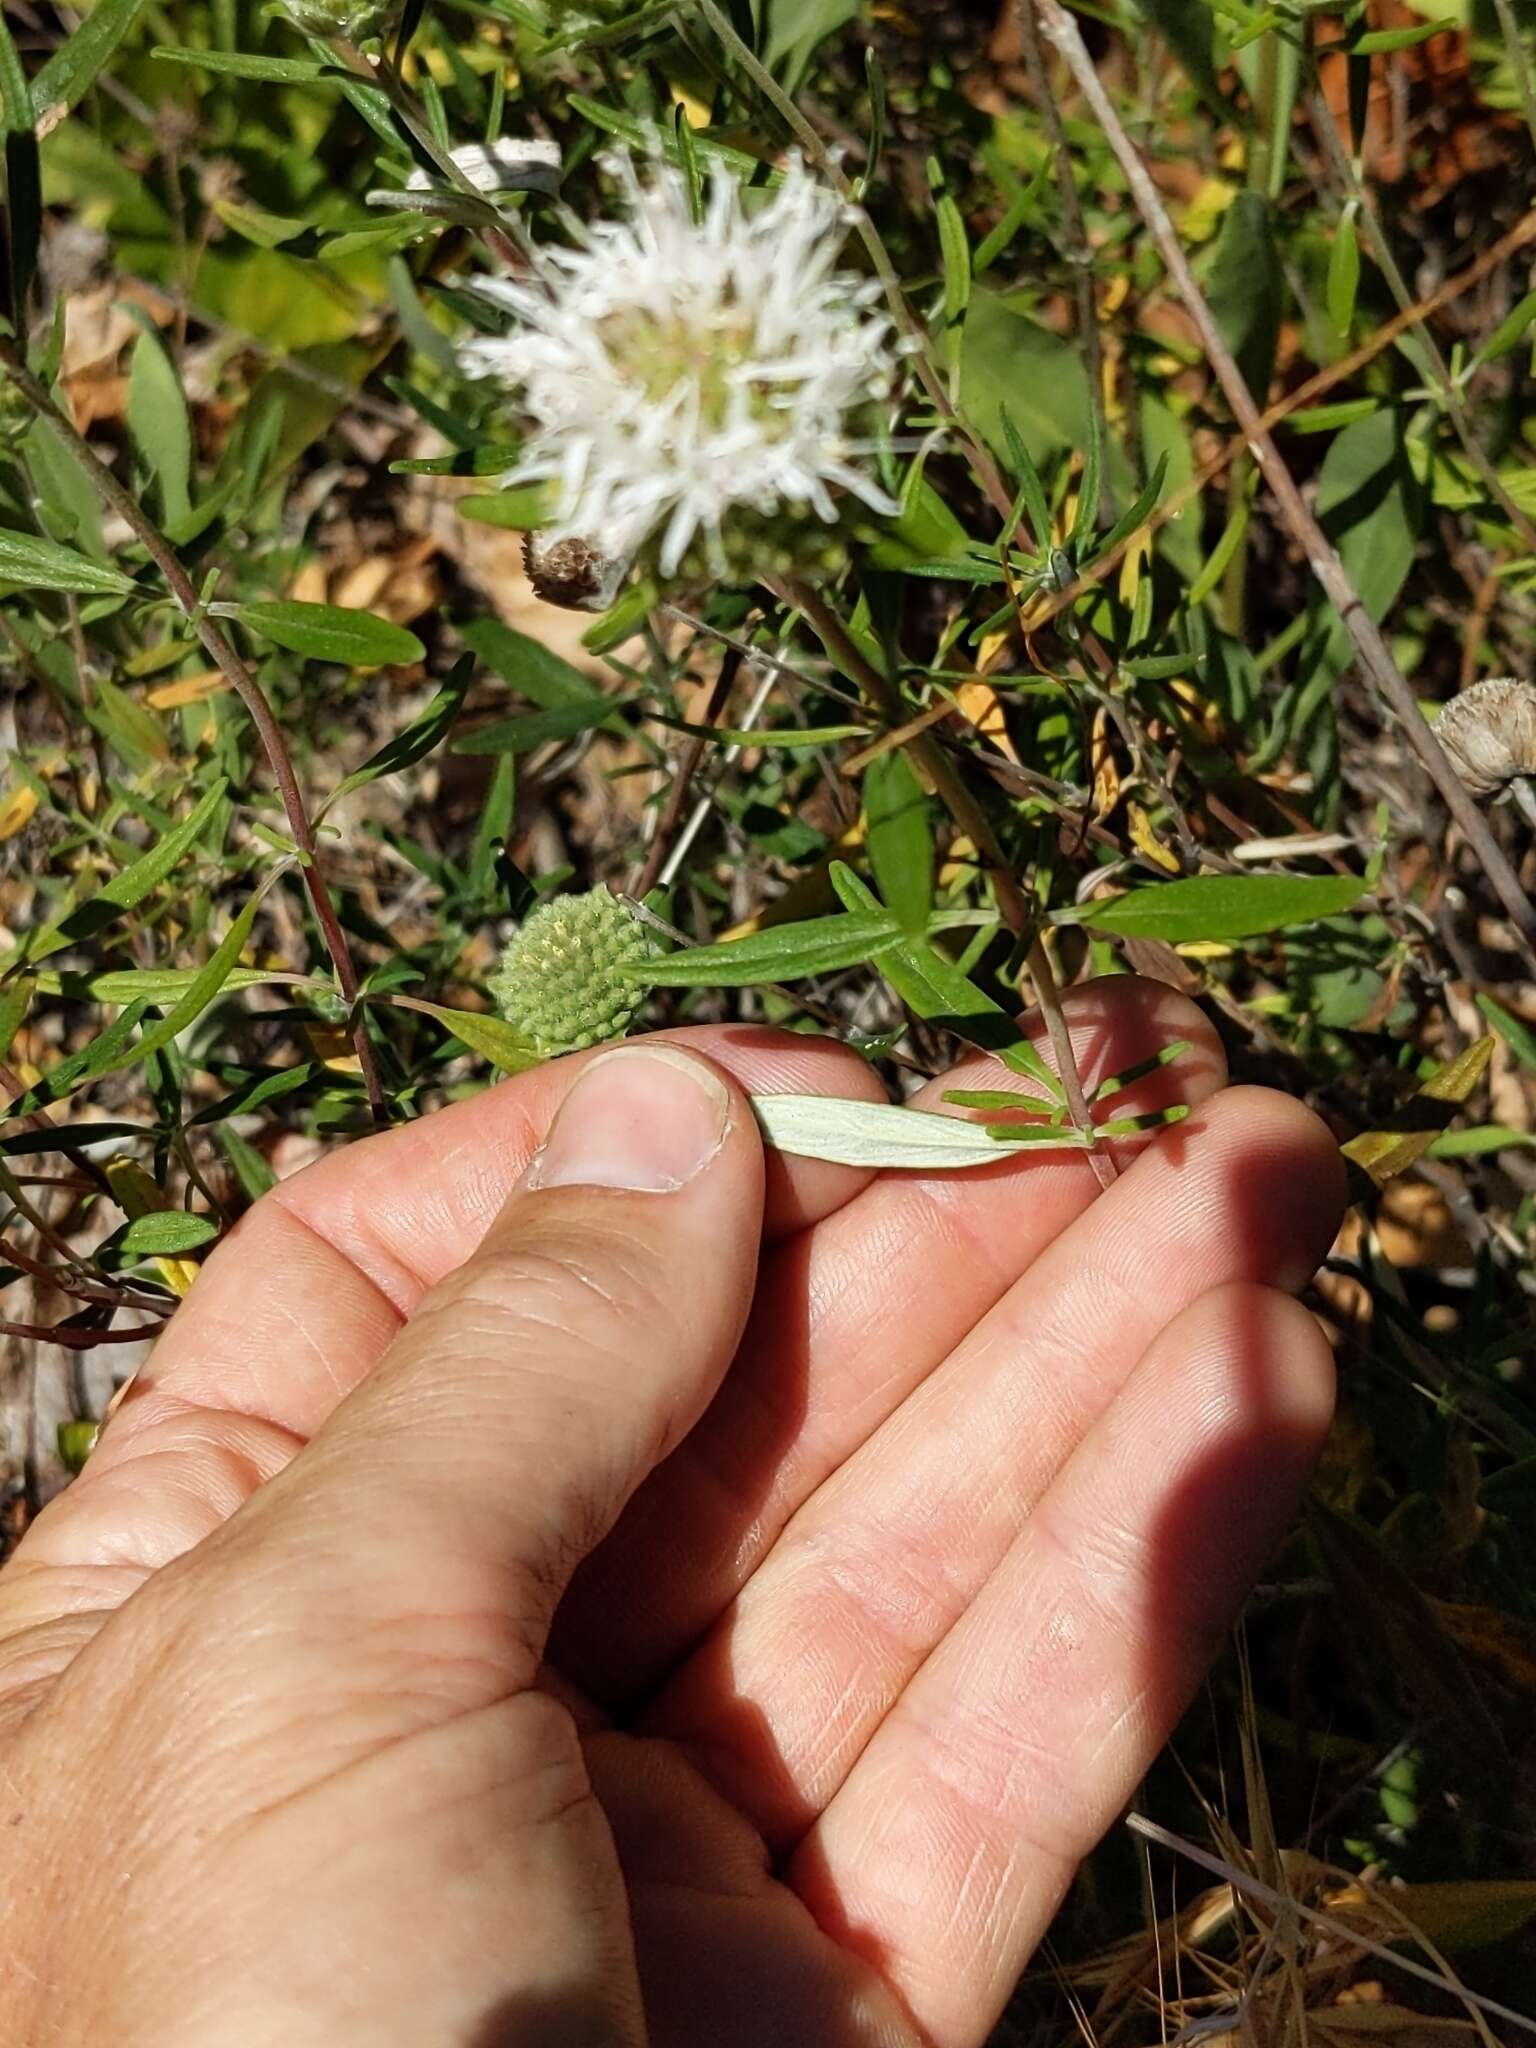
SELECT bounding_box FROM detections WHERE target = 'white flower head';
[463,152,899,582]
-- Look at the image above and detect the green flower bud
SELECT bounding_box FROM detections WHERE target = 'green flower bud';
[490,886,650,1055]
[282,0,402,41]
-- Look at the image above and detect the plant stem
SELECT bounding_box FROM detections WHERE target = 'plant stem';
[779,577,1112,1185]
[0,339,391,1122]
[1013,0,1109,522]
[1033,0,1536,958]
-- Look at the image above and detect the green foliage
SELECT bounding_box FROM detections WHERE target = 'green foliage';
[4,0,1536,2023]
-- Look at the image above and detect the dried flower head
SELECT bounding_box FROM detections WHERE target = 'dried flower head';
[490,887,651,1054]
[1434,677,1536,798]
[463,154,898,584]
[523,530,628,612]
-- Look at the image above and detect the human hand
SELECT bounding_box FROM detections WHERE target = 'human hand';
[0,976,1343,2047]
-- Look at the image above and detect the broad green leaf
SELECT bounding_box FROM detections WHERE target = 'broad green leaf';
[23,415,107,557]
[959,290,1091,468]
[1205,190,1282,402]
[31,0,148,120]
[1072,870,1368,943]
[753,1093,1083,1168]
[235,601,424,667]
[864,749,933,936]
[119,1211,218,1256]
[22,774,228,964]
[1128,0,1230,109]
[630,912,902,988]
[763,0,860,70]
[0,527,133,595]
[1302,408,1422,701]
[395,998,545,1075]
[327,659,471,806]
[127,327,192,530]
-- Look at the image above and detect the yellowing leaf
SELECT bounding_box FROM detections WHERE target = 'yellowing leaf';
[146,670,230,709]
[1090,707,1121,819]
[0,783,39,841]
[303,1023,363,1074]
[954,677,1018,763]
[1343,1038,1494,1187]
[1127,801,1180,873]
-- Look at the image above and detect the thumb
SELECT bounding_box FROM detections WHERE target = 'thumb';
[203,1040,765,1714]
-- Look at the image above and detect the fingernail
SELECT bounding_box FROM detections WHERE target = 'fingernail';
[527,1044,730,1193]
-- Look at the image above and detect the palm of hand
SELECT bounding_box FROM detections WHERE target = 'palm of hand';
[0,980,1341,2048]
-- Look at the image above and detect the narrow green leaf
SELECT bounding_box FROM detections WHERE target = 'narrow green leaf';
[31,0,146,118]
[24,775,228,964]
[1072,870,1367,943]
[629,912,902,988]
[1476,992,1536,1073]
[655,717,870,749]
[0,527,134,596]
[235,600,424,667]
[1096,455,1169,565]
[52,964,284,1005]
[151,47,336,81]
[454,701,629,755]
[5,1002,149,1118]
[328,658,471,805]
[935,190,972,324]
[460,616,612,715]
[998,405,1053,554]
[395,998,545,1075]
[1352,17,1451,51]
[1327,203,1361,340]
[830,863,1062,1094]
[1069,403,1103,555]
[1186,497,1250,609]
[1474,288,1536,366]
[119,1211,218,1256]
